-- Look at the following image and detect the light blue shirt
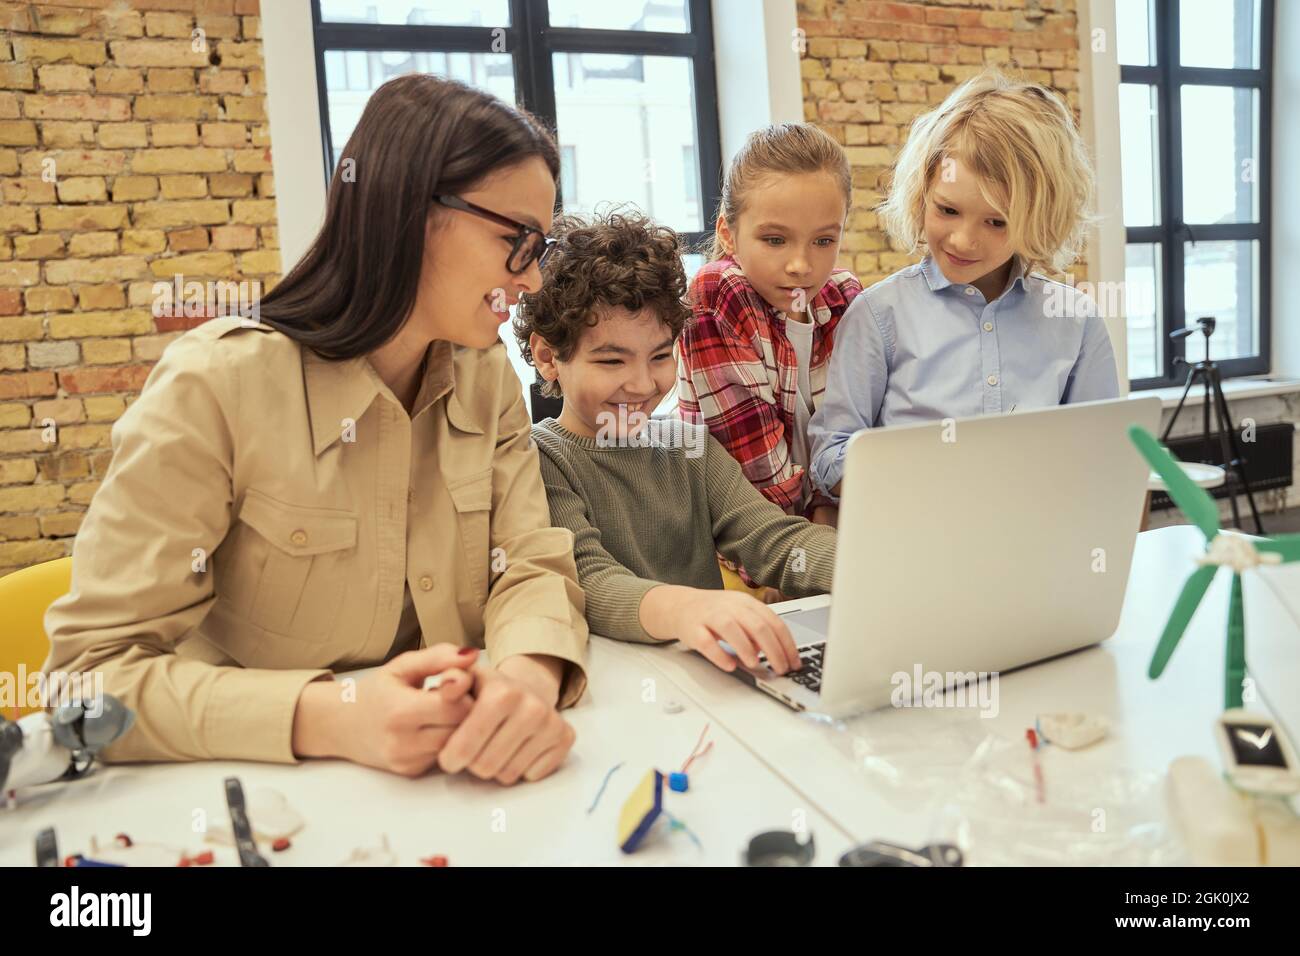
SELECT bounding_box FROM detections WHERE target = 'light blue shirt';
[809,255,1120,498]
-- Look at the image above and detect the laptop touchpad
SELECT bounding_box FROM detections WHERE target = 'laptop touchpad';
[778,605,831,647]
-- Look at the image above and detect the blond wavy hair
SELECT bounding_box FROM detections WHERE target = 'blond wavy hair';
[709,123,851,260]
[877,70,1096,275]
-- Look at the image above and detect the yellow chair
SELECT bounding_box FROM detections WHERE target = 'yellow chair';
[0,556,72,717]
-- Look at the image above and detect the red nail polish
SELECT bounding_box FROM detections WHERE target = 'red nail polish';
[457,647,477,656]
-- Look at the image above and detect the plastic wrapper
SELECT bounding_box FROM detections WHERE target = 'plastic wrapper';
[929,734,1185,865]
[801,703,993,807]
[803,706,1185,865]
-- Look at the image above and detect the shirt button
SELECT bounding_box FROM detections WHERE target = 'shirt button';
[987,374,999,386]
[965,287,976,295]
[418,575,434,591]
[290,529,308,546]
[983,322,993,332]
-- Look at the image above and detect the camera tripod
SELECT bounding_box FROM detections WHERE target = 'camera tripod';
[1161,316,1265,535]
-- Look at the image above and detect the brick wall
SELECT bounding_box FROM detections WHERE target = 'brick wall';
[0,0,278,577]
[797,0,1083,286]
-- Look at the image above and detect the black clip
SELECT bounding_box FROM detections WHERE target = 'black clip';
[744,830,816,866]
[224,777,269,867]
[35,827,60,868]
[838,841,963,867]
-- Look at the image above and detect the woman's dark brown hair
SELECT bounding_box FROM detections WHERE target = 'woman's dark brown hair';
[514,208,690,398]
[259,74,559,358]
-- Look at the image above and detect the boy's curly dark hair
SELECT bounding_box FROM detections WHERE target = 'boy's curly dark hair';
[514,207,690,398]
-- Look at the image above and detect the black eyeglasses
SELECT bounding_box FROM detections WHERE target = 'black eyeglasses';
[432,194,555,275]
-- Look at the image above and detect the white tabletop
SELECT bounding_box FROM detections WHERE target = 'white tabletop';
[617,526,1290,865]
[0,632,850,867]
[1147,462,1227,490]
[4,525,1287,867]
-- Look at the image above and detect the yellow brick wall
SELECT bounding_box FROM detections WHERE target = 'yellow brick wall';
[797,0,1085,286]
[0,0,277,577]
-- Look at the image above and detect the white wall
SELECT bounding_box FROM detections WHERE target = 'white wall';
[710,0,804,163]
[261,0,327,272]
[1078,0,1129,389]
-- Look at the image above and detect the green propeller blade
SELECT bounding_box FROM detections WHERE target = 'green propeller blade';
[1255,534,1300,563]
[1128,426,1221,541]
[1225,574,1246,710]
[1150,563,1218,678]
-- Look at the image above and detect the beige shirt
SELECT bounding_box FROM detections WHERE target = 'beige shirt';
[43,317,589,764]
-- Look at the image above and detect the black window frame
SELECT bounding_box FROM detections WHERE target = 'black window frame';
[309,0,723,255]
[1122,0,1273,390]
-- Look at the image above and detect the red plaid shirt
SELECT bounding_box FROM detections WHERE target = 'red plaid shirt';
[678,256,862,517]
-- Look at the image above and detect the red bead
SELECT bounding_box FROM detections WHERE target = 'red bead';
[420,855,449,867]
[63,855,78,867]
[271,837,291,852]
[114,833,133,847]
[178,856,193,867]
[194,850,214,865]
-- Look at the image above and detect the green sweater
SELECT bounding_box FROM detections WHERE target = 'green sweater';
[531,417,836,643]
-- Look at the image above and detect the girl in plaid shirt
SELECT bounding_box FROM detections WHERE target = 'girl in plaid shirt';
[678,124,862,529]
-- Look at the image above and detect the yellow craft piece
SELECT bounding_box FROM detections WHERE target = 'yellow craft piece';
[617,769,664,853]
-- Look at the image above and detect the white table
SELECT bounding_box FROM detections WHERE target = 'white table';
[0,632,850,867]
[620,526,1294,865]
[5,526,1290,867]
[1147,462,1227,491]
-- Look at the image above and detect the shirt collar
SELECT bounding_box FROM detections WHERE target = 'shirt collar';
[921,253,1030,297]
[775,279,849,328]
[808,274,850,326]
[1006,255,1031,293]
[920,254,953,292]
[302,338,459,455]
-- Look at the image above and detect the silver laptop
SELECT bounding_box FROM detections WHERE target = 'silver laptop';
[729,396,1163,714]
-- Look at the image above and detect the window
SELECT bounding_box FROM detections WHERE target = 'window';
[1116,0,1273,388]
[311,1,722,413]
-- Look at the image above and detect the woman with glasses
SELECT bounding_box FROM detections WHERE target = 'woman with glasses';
[44,75,586,786]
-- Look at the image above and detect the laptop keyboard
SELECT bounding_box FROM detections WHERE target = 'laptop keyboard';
[759,642,826,694]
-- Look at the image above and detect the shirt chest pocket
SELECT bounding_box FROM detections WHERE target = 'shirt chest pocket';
[446,467,493,606]
[221,489,359,640]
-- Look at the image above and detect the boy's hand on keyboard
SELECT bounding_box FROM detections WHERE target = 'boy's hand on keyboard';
[671,590,802,675]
